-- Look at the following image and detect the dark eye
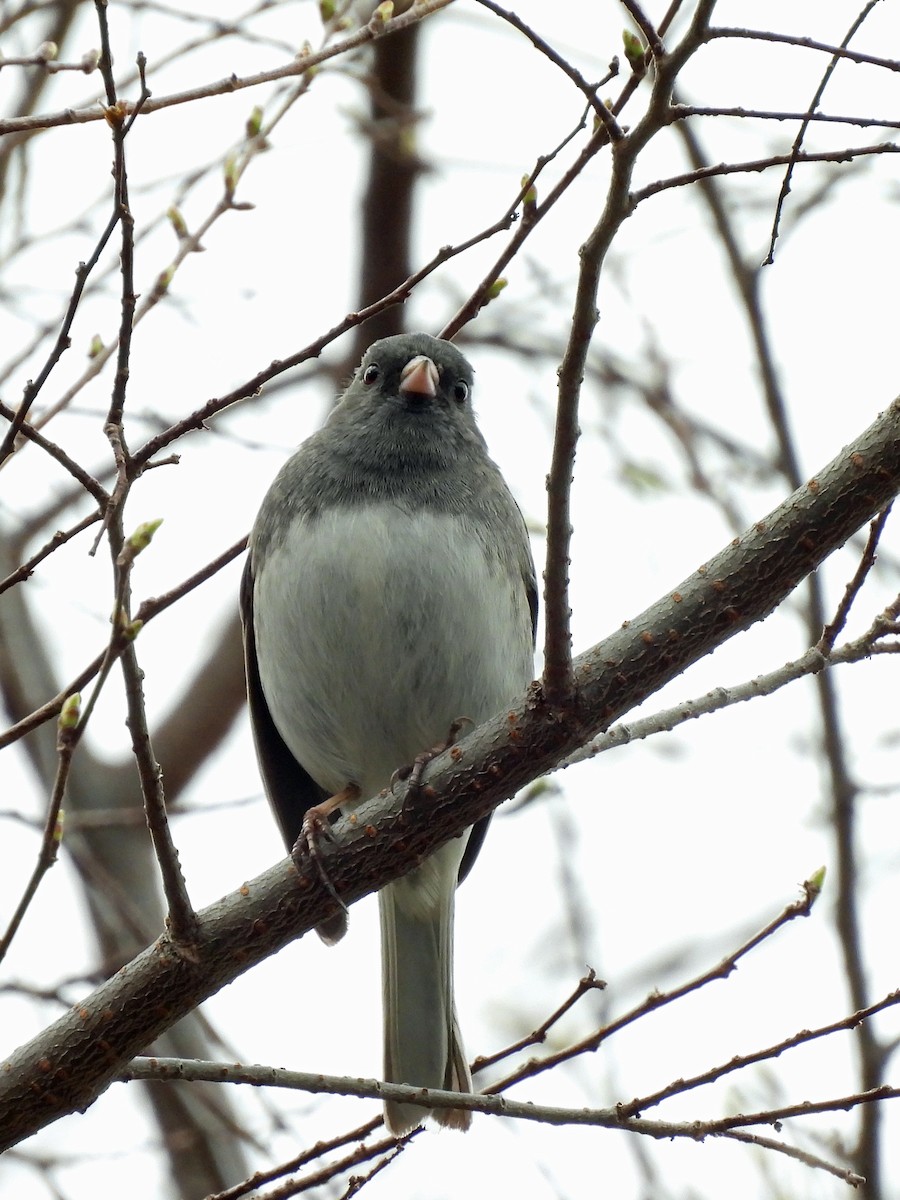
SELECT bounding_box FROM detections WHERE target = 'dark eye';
[452,380,469,403]
[362,363,380,385]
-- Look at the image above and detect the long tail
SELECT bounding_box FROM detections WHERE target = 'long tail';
[380,841,472,1135]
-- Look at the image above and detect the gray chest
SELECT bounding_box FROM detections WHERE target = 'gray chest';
[252,504,533,797]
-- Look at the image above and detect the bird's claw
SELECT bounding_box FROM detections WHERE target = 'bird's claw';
[292,784,360,939]
[391,717,474,798]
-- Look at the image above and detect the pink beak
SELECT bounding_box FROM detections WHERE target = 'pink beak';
[399,355,439,398]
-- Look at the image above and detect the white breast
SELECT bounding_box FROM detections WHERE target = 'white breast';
[253,504,533,800]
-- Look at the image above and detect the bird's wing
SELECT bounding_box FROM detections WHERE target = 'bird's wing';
[240,553,327,850]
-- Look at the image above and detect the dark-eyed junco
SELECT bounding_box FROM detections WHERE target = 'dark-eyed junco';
[241,333,536,1134]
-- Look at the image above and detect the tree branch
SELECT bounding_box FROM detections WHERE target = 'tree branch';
[1,393,898,1151]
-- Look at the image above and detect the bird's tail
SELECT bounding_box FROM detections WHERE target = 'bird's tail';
[380,844,472,1135]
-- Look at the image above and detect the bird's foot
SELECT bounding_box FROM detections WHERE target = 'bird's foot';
[293,783,360,944]
[392,717,474,798]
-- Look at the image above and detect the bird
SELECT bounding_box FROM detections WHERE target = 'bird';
[241,332,537,1134]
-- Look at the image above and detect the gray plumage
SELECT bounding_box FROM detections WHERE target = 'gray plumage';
[241,332,536,1133]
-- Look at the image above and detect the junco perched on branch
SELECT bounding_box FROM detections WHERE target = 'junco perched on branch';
[241,332,536,1134]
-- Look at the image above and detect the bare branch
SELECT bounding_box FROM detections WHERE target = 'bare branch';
[0,0,457,137]
[765,1,884,263]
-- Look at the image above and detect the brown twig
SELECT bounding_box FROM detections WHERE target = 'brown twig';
[818,505,893,652]
[765,0,884,263]
[474,0,613,124]
[619,988,900,1118]
[0,400,109,503]
[708,26,900,75]
[632,142,900,203]
[621,0,666,61]
[131,203,542,468]
[719,1129,864,1186]
[473,969,607,1074]
[490,871,823,1093]
[673,102,900,131]
[0,696,80,965]
[439,0,689,344]
[0,0,457,138]
[542,1,715,706]
[0,535,247,751]
[0,511,104,595]
[206,1117,384,1200]
[0,210,121,466]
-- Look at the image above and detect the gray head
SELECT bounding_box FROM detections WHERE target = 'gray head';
[253,334,506,540]
[317,333,491,484]
[350,333,474,405]
[331,331,475,429]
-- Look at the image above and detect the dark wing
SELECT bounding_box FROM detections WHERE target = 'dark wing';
[457,531,538,885]
[240,553,327,851]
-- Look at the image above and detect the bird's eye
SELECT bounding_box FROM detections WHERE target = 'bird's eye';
[362,363,380,385]
[452,380,469,403]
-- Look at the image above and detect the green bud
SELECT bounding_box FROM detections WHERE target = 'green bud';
[622,29,645,72]
[372,1,394,22]
[88,334,104,359]
[223,152,239,197]
[246,105,264,138]
[486,278,508,301]
[319,0,335,20]
[59,692,82,731]
[127,519,163,555]
[167,206,188,238]
[806,865,827,898]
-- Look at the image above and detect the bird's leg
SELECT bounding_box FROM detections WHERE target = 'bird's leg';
[392,717,474,796]
[293,783,360,934]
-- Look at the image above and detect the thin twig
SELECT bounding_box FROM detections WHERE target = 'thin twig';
[473,0,614,125]
[675,102,900,131]
[719,1128,864,1187]
[0,698,80,965]
[765,0,884,263]
[206,1117,384,1200]
[131,202,545,467]
[541,1,716,705]
[0,535,247,751]
[0,511,104,595]
[619,989,900,1118]
[632,142,900,203]
[709,25,900,76]
[621,0,665,60]
[0,209,121,466]
[0,0,457,137]
[818,504,893,651]
[0,400,109,502]
[473,969,607,1074]
[489,870,823,1094]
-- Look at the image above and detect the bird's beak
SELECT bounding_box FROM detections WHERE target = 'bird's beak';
[399,355,439,398]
